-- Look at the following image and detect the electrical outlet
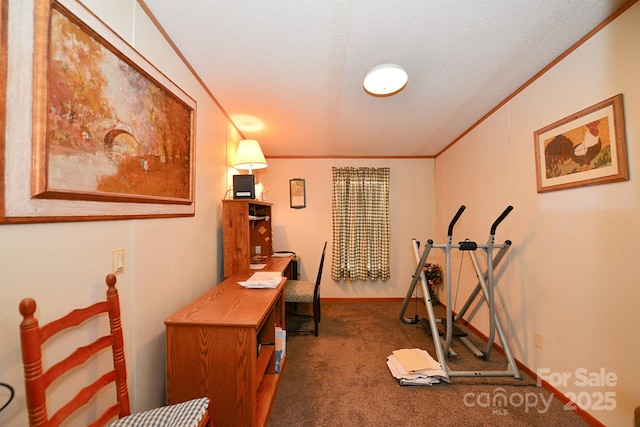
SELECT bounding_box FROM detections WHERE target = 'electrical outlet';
[112,249,124,274]
[255,246,261,255]
[535,331,543,349]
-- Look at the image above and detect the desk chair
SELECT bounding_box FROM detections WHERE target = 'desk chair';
[19,274,209,427]
[285,241,327,336]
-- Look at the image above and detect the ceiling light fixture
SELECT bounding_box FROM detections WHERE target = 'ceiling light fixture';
[230,114,266,132]
[363,63,408,96]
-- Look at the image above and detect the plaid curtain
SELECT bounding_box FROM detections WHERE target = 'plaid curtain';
[331,167,390,281]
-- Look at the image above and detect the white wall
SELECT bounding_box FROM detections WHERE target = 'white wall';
[435,3,640,425]
[259,158,436,298]
[2,1,637,426]
[0,0,230,424]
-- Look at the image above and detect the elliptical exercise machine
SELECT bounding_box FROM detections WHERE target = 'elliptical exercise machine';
[399,205,521,379]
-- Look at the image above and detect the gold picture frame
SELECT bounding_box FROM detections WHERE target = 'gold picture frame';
[1,0,196,223]
[534,94,628,193]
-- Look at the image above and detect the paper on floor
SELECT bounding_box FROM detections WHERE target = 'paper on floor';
[386,348,449,385]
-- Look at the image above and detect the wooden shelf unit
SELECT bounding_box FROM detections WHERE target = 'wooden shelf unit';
[165,259,290,427]
[223,200,273,278]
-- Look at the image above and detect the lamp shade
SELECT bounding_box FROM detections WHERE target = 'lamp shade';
[233,139,267,171]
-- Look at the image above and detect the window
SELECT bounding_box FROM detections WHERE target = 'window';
[331,167,390,280]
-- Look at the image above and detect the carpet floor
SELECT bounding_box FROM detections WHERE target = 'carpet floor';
[268,299,589,427]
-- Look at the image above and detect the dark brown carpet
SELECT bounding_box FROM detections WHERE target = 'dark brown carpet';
[268,299,589,427]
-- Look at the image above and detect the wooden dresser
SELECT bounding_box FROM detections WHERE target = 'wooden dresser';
[165,256,291,427]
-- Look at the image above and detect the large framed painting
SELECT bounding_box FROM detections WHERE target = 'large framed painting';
[1,0,196,223]
[534,94,628,193]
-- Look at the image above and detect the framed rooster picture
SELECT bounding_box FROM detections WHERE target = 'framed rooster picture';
[534,94,628,193]
[534,94,629,193]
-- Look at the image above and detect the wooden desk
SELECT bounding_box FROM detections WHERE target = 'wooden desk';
[165,256,292,427]
[253,255,294,278]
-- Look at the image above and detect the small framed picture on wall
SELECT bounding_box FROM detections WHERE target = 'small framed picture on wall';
[289,178,306,209]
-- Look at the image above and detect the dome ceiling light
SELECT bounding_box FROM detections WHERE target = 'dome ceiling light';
[363,64,408,96]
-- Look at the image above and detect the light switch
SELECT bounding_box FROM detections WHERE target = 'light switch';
[112,249,124,274]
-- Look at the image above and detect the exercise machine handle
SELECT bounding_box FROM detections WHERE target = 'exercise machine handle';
[490,205,513,235]
[447,205,465,237]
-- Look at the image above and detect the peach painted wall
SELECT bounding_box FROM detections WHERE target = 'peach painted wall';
[435,3,640,425]
[0,0,230,424]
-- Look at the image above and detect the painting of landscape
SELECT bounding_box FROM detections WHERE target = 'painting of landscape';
[40,6,194,204]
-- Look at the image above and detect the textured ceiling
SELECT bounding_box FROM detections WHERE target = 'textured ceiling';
[141,0,627,157]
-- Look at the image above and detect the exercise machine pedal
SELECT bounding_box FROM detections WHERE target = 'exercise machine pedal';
[441,317,468,337]
[419,318,458,357]
[419,317,436,335]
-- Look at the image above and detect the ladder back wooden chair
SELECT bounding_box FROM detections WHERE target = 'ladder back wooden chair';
[19,273,209,427]
[285,241,327,336]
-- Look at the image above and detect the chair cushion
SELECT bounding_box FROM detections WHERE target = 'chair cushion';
[285,280,315,303]
[108,397,208,427]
